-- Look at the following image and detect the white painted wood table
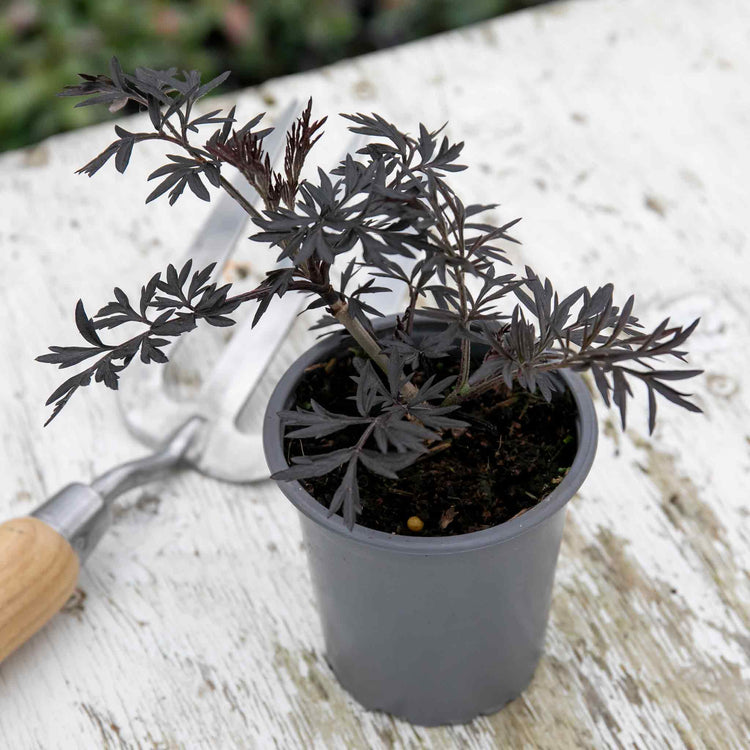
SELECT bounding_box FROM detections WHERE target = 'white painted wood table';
[1,0,748,746]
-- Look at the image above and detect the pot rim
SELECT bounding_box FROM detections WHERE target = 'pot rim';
[263,318,598,554]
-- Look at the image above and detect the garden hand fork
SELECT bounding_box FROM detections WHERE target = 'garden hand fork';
[0,108,412,664]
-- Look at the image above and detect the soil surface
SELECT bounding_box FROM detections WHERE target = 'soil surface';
[286,351,579,536]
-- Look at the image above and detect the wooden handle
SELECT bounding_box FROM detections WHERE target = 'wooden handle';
[0,517,79,663]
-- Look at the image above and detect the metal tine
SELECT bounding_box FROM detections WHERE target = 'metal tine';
[133,98,298,380]
[118,102,301,449]
[195,133,368,424]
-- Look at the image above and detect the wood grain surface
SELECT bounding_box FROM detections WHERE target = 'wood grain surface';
[0,518,80,663]
[0,0,747,747]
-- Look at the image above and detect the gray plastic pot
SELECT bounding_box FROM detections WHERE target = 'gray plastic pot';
[263,320,598,726]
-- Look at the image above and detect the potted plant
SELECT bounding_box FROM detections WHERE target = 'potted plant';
[39,61,702,725]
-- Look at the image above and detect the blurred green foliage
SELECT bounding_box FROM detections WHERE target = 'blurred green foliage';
[0,0,546,151]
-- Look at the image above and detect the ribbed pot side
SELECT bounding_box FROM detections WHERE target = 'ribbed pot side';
[263,321,598,726]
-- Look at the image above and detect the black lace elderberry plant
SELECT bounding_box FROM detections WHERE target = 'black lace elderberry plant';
[39,59,702,528]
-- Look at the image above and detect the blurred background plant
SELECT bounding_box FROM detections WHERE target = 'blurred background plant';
[0,0,547,152]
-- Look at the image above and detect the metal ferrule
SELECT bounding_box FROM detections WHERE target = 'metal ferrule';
[32,484,110,563]
[31,417,203,563]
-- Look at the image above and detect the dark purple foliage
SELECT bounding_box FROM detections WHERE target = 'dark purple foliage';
[40,59,702,527]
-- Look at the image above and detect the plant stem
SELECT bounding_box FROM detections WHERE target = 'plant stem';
[329,298,419,400]
[159,121,265,220]
[457,339,471,391]
[430,182,471,397]
[218,176,263,220]
[330,300,387,367]
[443,374,504,405]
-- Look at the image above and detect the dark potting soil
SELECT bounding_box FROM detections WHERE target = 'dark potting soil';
[286,351,579,536]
